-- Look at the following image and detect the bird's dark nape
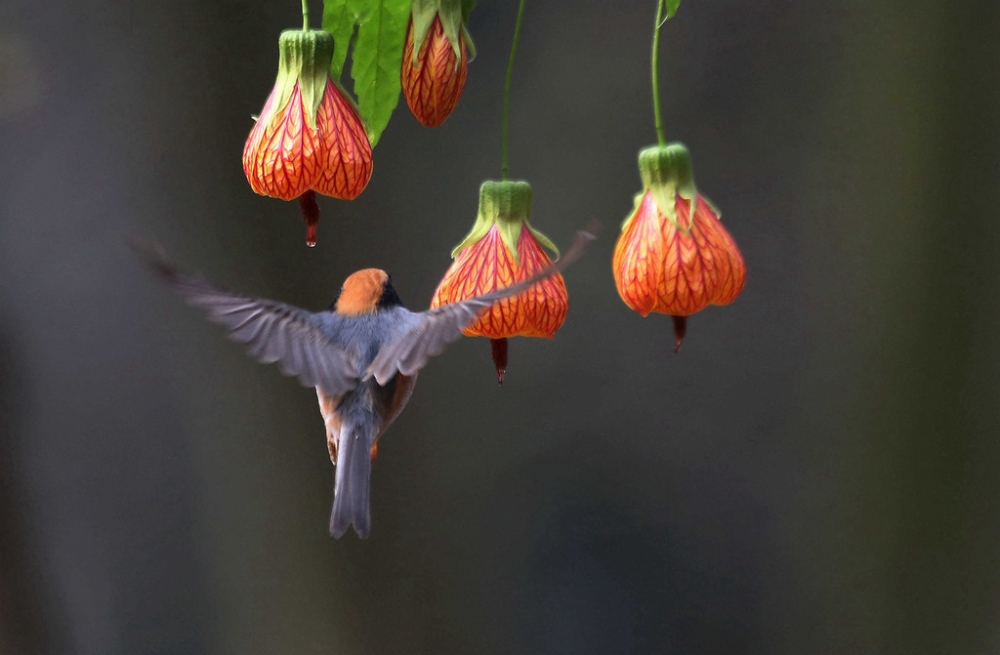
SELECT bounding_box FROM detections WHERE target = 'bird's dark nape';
[377,277,404,310]
[328,287,343,311]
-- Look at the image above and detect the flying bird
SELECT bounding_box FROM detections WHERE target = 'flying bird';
[137,227,595,539]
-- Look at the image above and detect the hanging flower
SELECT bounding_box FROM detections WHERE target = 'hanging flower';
[402,0,475,127]
[243,29,373,244]
[431,180,568,384]
[613,144,746,352]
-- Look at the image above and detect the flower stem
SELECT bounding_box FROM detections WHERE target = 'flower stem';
[651,0,667,147]
[501,0,528,181]
[301,0,310,31]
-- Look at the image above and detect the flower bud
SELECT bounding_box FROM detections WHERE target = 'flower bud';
[402,0,474,127]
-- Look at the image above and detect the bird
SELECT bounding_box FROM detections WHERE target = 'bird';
[136,227,595,539]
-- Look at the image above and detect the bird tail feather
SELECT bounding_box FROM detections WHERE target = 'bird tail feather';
[330,415,373,539]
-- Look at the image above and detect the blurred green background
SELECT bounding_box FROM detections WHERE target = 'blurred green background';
[2,0,1000,653]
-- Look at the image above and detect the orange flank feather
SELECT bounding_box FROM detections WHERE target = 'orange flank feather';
[318,390,344,463]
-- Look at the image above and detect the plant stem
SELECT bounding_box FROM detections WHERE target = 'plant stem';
[302,0,310,31]
[501,0,528,181]
[651,0,666,147]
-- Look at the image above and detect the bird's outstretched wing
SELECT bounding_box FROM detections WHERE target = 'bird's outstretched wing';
[135,243,361,397]
[366,226,597,385]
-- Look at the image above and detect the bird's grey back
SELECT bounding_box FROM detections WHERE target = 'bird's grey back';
[309,306,420,373]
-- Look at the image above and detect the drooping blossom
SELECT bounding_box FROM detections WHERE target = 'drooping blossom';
[431,180,568,384]
[243,29,373,245]
[613,144,746,351]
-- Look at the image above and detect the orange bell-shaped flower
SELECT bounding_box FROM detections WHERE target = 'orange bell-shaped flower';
[431,181,568,384]
[613,144,746,352]
[402,0,474,127]
[243,29,373,245]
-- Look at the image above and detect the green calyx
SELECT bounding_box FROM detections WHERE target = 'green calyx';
[638,142,699,232]
[451,180,558,264]
[274,29,335,129]
[410,0,476,70]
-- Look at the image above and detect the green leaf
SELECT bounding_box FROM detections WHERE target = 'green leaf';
[461,0,475,22]
[665,0,681,19]
[324,0,410,148]
[323,0,363,80]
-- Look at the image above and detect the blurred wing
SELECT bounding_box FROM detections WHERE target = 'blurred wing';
[136,244,360,397]
[366,226,597,385]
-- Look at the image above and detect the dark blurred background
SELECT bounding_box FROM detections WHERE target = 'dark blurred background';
[2,0,1000,653]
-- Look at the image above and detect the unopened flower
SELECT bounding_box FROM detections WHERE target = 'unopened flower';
[402,0,474,127]
[613,144,746,351]
[431,181,568,384]
[243,29,373,244]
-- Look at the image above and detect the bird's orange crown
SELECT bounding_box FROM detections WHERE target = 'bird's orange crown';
[335,269,394,315]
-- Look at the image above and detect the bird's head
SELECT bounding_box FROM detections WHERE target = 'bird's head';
[334,268,403,315]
